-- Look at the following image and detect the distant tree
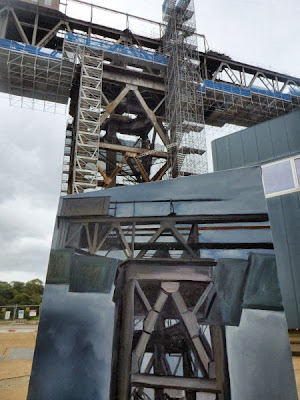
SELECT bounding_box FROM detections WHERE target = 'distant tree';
[0,281,13,305]
[11,293,30,305]
[24,279,44,305]
[11,281,25,293]
[0,279,44,305]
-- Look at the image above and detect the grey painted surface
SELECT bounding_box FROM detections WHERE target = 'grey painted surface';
[27,284,115,400]
[207,258,248,326]
[69,254,117,293]
[243,253,283,311]
[212,110,300,170]
[58,167,273,265]
[226,309,298,400]
[212,111,300,328]
[61,167,268,217]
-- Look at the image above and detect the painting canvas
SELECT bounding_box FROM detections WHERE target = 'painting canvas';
[28,166,298,400]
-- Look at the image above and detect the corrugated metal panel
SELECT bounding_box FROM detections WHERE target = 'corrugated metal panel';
[284,111,300,152]
[228,133,245,168]
[212,110,300,328]
[269,115,290,159]
[211,141,219,171]
[217,136,232,171]
[241,127,259,165]
[212,136,230,170]
[255,122,275,162]
[265,196,299,327]
[212,110,300,170]
[280,193,300,319]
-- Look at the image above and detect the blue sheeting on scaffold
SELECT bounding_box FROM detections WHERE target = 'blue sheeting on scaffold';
[289,89,300,98]
[250,86,291,101]
[203,79,251,97]
[199,80,292,102]
[0,38,62,60]
[0,36,298,102]
[65,33,168,66]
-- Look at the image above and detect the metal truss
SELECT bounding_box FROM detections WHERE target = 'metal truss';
[61,126,72,195]
[2,0,300,192]
[0,41,74,112]
[54,197,272,400]
[0,4,75,110]
[163,0,207,178]
[64,79,170,193]
[112,261,229,400]
[56,198,272,260]
[64,39,104,193]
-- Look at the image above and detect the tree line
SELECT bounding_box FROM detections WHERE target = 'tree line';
[0,279,44,305]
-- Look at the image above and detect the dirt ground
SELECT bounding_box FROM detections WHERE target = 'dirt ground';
[0,331,36,400]
[0,328,299,400]
[294,357,300,396]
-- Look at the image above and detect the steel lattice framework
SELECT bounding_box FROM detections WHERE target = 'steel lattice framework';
[62,38,104,194]
[1,0,300,194]
[163,0,207,177]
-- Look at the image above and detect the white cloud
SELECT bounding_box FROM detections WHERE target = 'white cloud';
[0,98,67,282]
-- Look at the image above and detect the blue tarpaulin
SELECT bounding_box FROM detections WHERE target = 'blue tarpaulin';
[0,36,296,102]
[65,33,168,66]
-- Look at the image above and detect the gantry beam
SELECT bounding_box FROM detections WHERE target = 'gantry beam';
[1,0,300,89]
[1,0,300,193]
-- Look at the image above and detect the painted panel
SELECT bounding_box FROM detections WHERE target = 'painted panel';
[28,167,296,399]
[66,167,267,217]
[207,259,248,325]
[226,309,298,400]
[27,285,116,400]
[243,252,283,310]
[28,252,118,400]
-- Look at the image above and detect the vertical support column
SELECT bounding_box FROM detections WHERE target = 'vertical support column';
[70,43,104,193]
[32,12,39,46]
[105,121,118,187]
[163,0,207,178]
[154,317,166,400]
[210,326,231,400]
[113,264,227,399]
[118,279,135,400]
[0,9,9,39]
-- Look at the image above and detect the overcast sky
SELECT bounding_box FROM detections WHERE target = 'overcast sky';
[1,0,300,283]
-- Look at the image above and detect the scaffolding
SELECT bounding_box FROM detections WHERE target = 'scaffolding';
[0,39,74,112]
[63,37,104,194]
[163,0,207,178]
[2,0,300,194]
